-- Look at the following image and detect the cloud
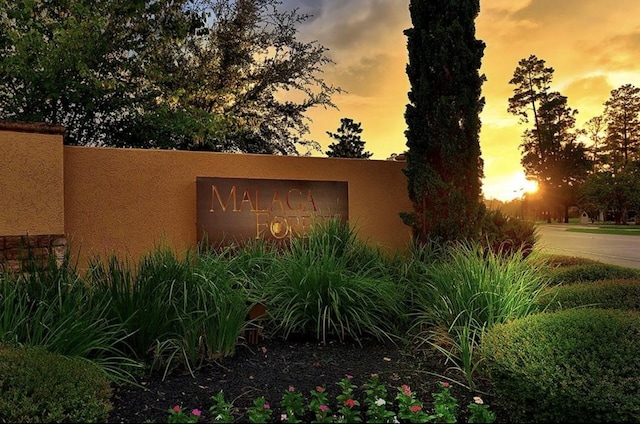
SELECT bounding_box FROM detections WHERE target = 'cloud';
[562,75,612,116]
[326,53,407,98]
[483,0,532,14]
[581,28,640,71]
[290,0,409,61]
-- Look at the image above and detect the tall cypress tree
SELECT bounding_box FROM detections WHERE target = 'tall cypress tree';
[403,0,486,244]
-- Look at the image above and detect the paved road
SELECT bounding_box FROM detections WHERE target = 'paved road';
[535,224,640,269]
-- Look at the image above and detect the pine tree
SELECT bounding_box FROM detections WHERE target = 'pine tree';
[325,118,372,159]
[602,84,640,170]
[403,0,485,244]
[508,56,591,223]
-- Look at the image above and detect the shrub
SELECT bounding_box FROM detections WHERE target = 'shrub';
[536,254,599,268]
[543,262,640,285]
[481,309,640,423]
[480,210,537,257]
[536,279,640,312]
[0,345,112,423]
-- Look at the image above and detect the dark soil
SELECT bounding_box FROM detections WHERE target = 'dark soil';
[108,335,508,423]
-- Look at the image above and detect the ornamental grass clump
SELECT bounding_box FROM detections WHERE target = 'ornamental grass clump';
[0,253,138,383]
[265,220,404,344]
[409,242,548,387]
[89,244,250,378]
[88,248,192,364]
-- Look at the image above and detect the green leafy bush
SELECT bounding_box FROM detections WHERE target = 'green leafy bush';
[481,309,640,423]
[537,254,599,268]
[543,262,640,285]
[480,210,538,257]
[536,279,640,312]
[0,345,112,423]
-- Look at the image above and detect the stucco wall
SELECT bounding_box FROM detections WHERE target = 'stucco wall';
[1,125,413,266]
[63,146,413,265]
[0,125,65,236]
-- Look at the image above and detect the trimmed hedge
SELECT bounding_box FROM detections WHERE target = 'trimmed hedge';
[0,345,112,423]
[544,263,640,286]
[537,280,640,312]
[481,309,640,423]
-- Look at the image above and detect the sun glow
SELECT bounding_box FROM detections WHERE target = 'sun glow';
[517,171,539,195]
[483,171,538,202]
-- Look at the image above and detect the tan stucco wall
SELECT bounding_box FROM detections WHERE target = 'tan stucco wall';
[0,129,64,236]
[63,146,413,265]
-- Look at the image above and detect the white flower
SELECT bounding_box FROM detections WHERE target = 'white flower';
[393,416,400,424]
[375,398,386,407]
[215,414,223,421]
[473,396,484,405]
[281,413,288,421]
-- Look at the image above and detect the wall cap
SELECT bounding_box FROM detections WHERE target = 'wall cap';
[0,121,66,135]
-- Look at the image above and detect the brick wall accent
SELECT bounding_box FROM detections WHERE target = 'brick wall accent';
[0,234,67,273]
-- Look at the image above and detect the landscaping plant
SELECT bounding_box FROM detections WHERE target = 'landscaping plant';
[265,220,404,344]
[168,405,201,423]
[0,254,138,383]
[247,396,273,423]
[90,245,250,378]
[161,379,497,423]
[481,308,640,422]
[409,242,548,387]
[0,345,113,423]
[279,386,305,423]
[209,391,234,422]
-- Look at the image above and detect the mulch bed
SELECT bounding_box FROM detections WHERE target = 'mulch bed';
[108,335,509,423]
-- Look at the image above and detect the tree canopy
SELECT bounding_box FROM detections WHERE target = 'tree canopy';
[325,118,372,159]
[403,0,485,244]
[508,55,591,222]
[0,0,340,154]
[601,84,640,170]
[576,84,640,223]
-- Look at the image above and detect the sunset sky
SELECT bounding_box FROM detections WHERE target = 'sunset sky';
[281,0,640,201]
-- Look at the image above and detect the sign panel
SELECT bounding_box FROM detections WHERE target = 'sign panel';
[196,177,349,245]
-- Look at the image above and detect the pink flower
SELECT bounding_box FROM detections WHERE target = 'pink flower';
[172,406,181,413]
[192,409,201,416]
[411,405,422,413]
[473,396,484,405]
[441,382,450,388]
[344,398,356,408]
[401,384,411,395]
[264,403,271,409]
[316,386,325,393]
[281,413,288,420]
[319,404,328,412]
[345,374,353,380]
[288,385,295,392]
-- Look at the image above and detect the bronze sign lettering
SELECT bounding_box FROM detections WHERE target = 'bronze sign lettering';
[196,177,348,245]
